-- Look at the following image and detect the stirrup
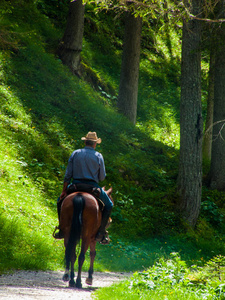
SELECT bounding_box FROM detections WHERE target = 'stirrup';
[96,231,110,244]
[99,236,110,245]
[53,226,64,239]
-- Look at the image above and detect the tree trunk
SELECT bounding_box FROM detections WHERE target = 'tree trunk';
[57,0,85,76]
[208,8,225,190]
[117,12,142,125]
[202,48,215,161]
[177,0,203,227]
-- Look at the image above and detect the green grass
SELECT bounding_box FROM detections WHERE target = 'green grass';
[94,253,225,299]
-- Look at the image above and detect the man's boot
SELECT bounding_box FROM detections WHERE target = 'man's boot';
[96,209,112,244]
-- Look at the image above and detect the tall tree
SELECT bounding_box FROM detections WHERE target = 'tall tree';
[177,0,203,227]
[57,0,85,76]
[208,2,225,190]
[90,0,173,124]
[117,11,142,124]
[203,45,215,161]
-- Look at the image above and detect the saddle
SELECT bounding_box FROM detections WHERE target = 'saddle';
[66,183,104,210]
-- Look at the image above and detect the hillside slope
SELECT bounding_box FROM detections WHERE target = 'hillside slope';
[2,1,216,273]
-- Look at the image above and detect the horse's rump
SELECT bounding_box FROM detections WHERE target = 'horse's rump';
[60,192,102,242]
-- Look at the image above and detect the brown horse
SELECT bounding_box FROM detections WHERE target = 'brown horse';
[60,187,112,288]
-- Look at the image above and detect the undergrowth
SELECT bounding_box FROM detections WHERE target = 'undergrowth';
[94,253,225,299]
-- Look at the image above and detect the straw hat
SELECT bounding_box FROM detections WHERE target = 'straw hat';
[81,132,102,144]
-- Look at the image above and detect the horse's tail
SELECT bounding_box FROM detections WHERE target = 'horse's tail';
[65,193,85,266]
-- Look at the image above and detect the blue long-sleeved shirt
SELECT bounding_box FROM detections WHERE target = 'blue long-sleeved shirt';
[64,146,106,183]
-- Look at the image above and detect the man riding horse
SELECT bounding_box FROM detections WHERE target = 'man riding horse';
[53,131,113,244]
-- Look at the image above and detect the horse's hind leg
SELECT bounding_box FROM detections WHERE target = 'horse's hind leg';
[63,251,77,283]
[75,251,85,288]
[75,241,90,288]
[63,269,70,282]
[69,247,76,287]
[62,241,71,282]
[62,238,77,284]
[86,241,97,286]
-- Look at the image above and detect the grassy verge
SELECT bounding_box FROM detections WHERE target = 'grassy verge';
[93,253,225,299]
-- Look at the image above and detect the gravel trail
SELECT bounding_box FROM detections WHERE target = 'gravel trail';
[0,270,130,299]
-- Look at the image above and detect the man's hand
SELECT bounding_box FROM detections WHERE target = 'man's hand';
[60,182,69,199]
[60,191,67,199]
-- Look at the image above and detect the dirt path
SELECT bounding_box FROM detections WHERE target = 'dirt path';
[0,270,130,299]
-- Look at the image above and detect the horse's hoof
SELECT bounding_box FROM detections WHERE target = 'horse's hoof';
[86,277,93,285]
[62,273,69,282]
[75,279,82,289]
[69,280,76,288]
